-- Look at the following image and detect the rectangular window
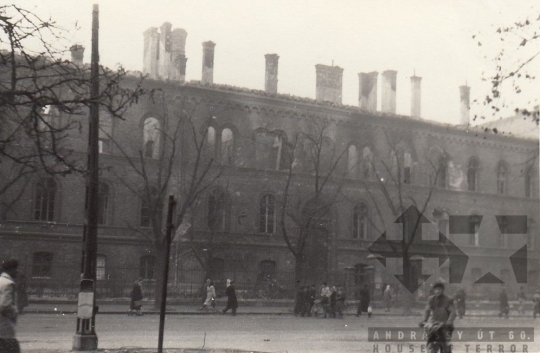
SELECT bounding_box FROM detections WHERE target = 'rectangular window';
[96,255,106,280]
[32,252,53,277]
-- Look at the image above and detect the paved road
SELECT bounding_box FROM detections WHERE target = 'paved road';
[17,313,540,353]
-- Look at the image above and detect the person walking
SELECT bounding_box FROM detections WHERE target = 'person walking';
[200,279,216,312]
[357,283,371,317]
[517,286,526,315]
[0,259,21,353]
[329,286,337,318]
[498,288,509,319]
[306,285,316,317]
[335,286,346,318]
[222,280,238,316]
[454,288,466,319]
[383,285,392,312]
[129,278,144,316]
[320,282,331,318]
[533,289,540,319]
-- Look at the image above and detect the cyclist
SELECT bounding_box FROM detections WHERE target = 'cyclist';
[419,282,456,353]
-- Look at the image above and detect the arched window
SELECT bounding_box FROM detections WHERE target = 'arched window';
[99,114,113,154]
[208,189,229,231]
[34,178,57,221]
[403,151,412,184]
[469,215,481,246]
[97,182,110,225]
[467,158,480,192]
[221,128,234,165]
[525,166,534,198]
[353,203,368,239]
[32,251,53,277]
[143,117,160,159]
[496,163,507,195]
[259,194,275,234]
[498,216,509,248]
[362,147,373,178]
[255,130,285,170]
[347,144,358,178]
[390,150,398,178]
[140,186,157,228]
[96,255,106,280]
[140,255,155,280]
[207,125,216,150]
[438,157,448,189]
[258,260,276,282]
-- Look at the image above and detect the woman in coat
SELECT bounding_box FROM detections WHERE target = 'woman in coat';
[200,279,216,312]
[222,280,238,315]
[357,283,371,317]
[129,278,144,316]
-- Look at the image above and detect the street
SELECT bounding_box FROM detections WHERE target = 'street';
[17,313,540,353]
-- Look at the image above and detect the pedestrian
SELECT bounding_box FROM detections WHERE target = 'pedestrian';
[329,286,337,318]
[419,282,456,353]
[200,279,216,312]
[517,286,526,315]
[533,289,540,319]
[335,286,346,318]
[0,259,21,353]
[383,285,392,312]
[357,283,371,317]
[294,285,307,317]
[305,285,314,316]
[498,288,509,319]
[15,273,27,315]
[222,280,238,316]
[320,282,331,318]
[129,277,144,316]
[454,288,466,319]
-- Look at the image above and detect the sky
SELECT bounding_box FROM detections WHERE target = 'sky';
[7,0,540,125]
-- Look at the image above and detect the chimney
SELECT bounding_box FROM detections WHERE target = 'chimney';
[202,41,216,85]
[410,75,422,117]
[358,72,378,111]
[143,27,159,79]
[170,28,188,82]
[70,44,85,68]
[315,64,343,104]
[265,54,279,94]
[459,85,470,125]
[381,70,397,114]
[158,22,173,79]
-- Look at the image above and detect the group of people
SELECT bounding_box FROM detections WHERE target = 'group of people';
[498,286,540,319]
[199,278,238,315]
[293,282,372,318]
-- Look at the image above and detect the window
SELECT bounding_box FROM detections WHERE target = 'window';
[347,144,358,178]
[362,146,373,178]
[37,105,60,132]
[98,182,110,225]
[259,194,275,234]
[390,150,398,178]
[99,114,113,154]
[255,130,286,170]
[469,215,481,246]
[140,186,157,228]
[206,126,217,156]
[496,163,507,195]
[528,221,536,249]
[140,255,155,280]
[143,117,160,159]
[498,216,508,248]
[403,151,412,184]
[208,189,229,231]
[434,210,449,243]
[525,166,534,198]
[467,158,479,192]
[221,128,234,165]
[438,158,448,189]
[258,260,276,282]
[471,267,482,282]
[34,178,57,221]
[32,252,53,277]
[353,203,368,239]
[96,255,106,280]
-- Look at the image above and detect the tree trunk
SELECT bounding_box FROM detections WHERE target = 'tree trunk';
[153,241,168,309]
[401,255,413,314]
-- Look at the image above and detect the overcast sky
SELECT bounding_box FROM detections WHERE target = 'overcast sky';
[9,0,540,125]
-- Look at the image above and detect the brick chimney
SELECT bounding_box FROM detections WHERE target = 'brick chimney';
[170,28,188,82]
[157,22,173,79]
[315,64,343,104]
[70,44,84,68]
[381,70,397,114]
[202,41,216,85]
[358,72,378,111]
[459,85,470,125]
[411,75,422,118]
[265,54,279,94]
[143,27,159,79]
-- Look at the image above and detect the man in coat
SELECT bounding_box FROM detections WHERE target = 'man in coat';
[0,259,20,353]
[357,283,371,317]
[222,280,238,316]
[499,288,509,319]
[129,278,144,316]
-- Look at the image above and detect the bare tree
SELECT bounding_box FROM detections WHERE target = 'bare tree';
[0,5,145,201]
[107,92,220,308]
[279,119,347,286]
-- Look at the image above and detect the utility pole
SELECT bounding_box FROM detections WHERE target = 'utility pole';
[73,4,100,351]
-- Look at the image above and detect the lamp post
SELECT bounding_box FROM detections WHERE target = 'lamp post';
[73,4,100,351]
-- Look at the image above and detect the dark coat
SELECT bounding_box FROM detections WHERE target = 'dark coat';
[226,285,238,309]
[499,291,509,307]
[330,291,337,307]
[359,287,370,312]
[130,281,143,309]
